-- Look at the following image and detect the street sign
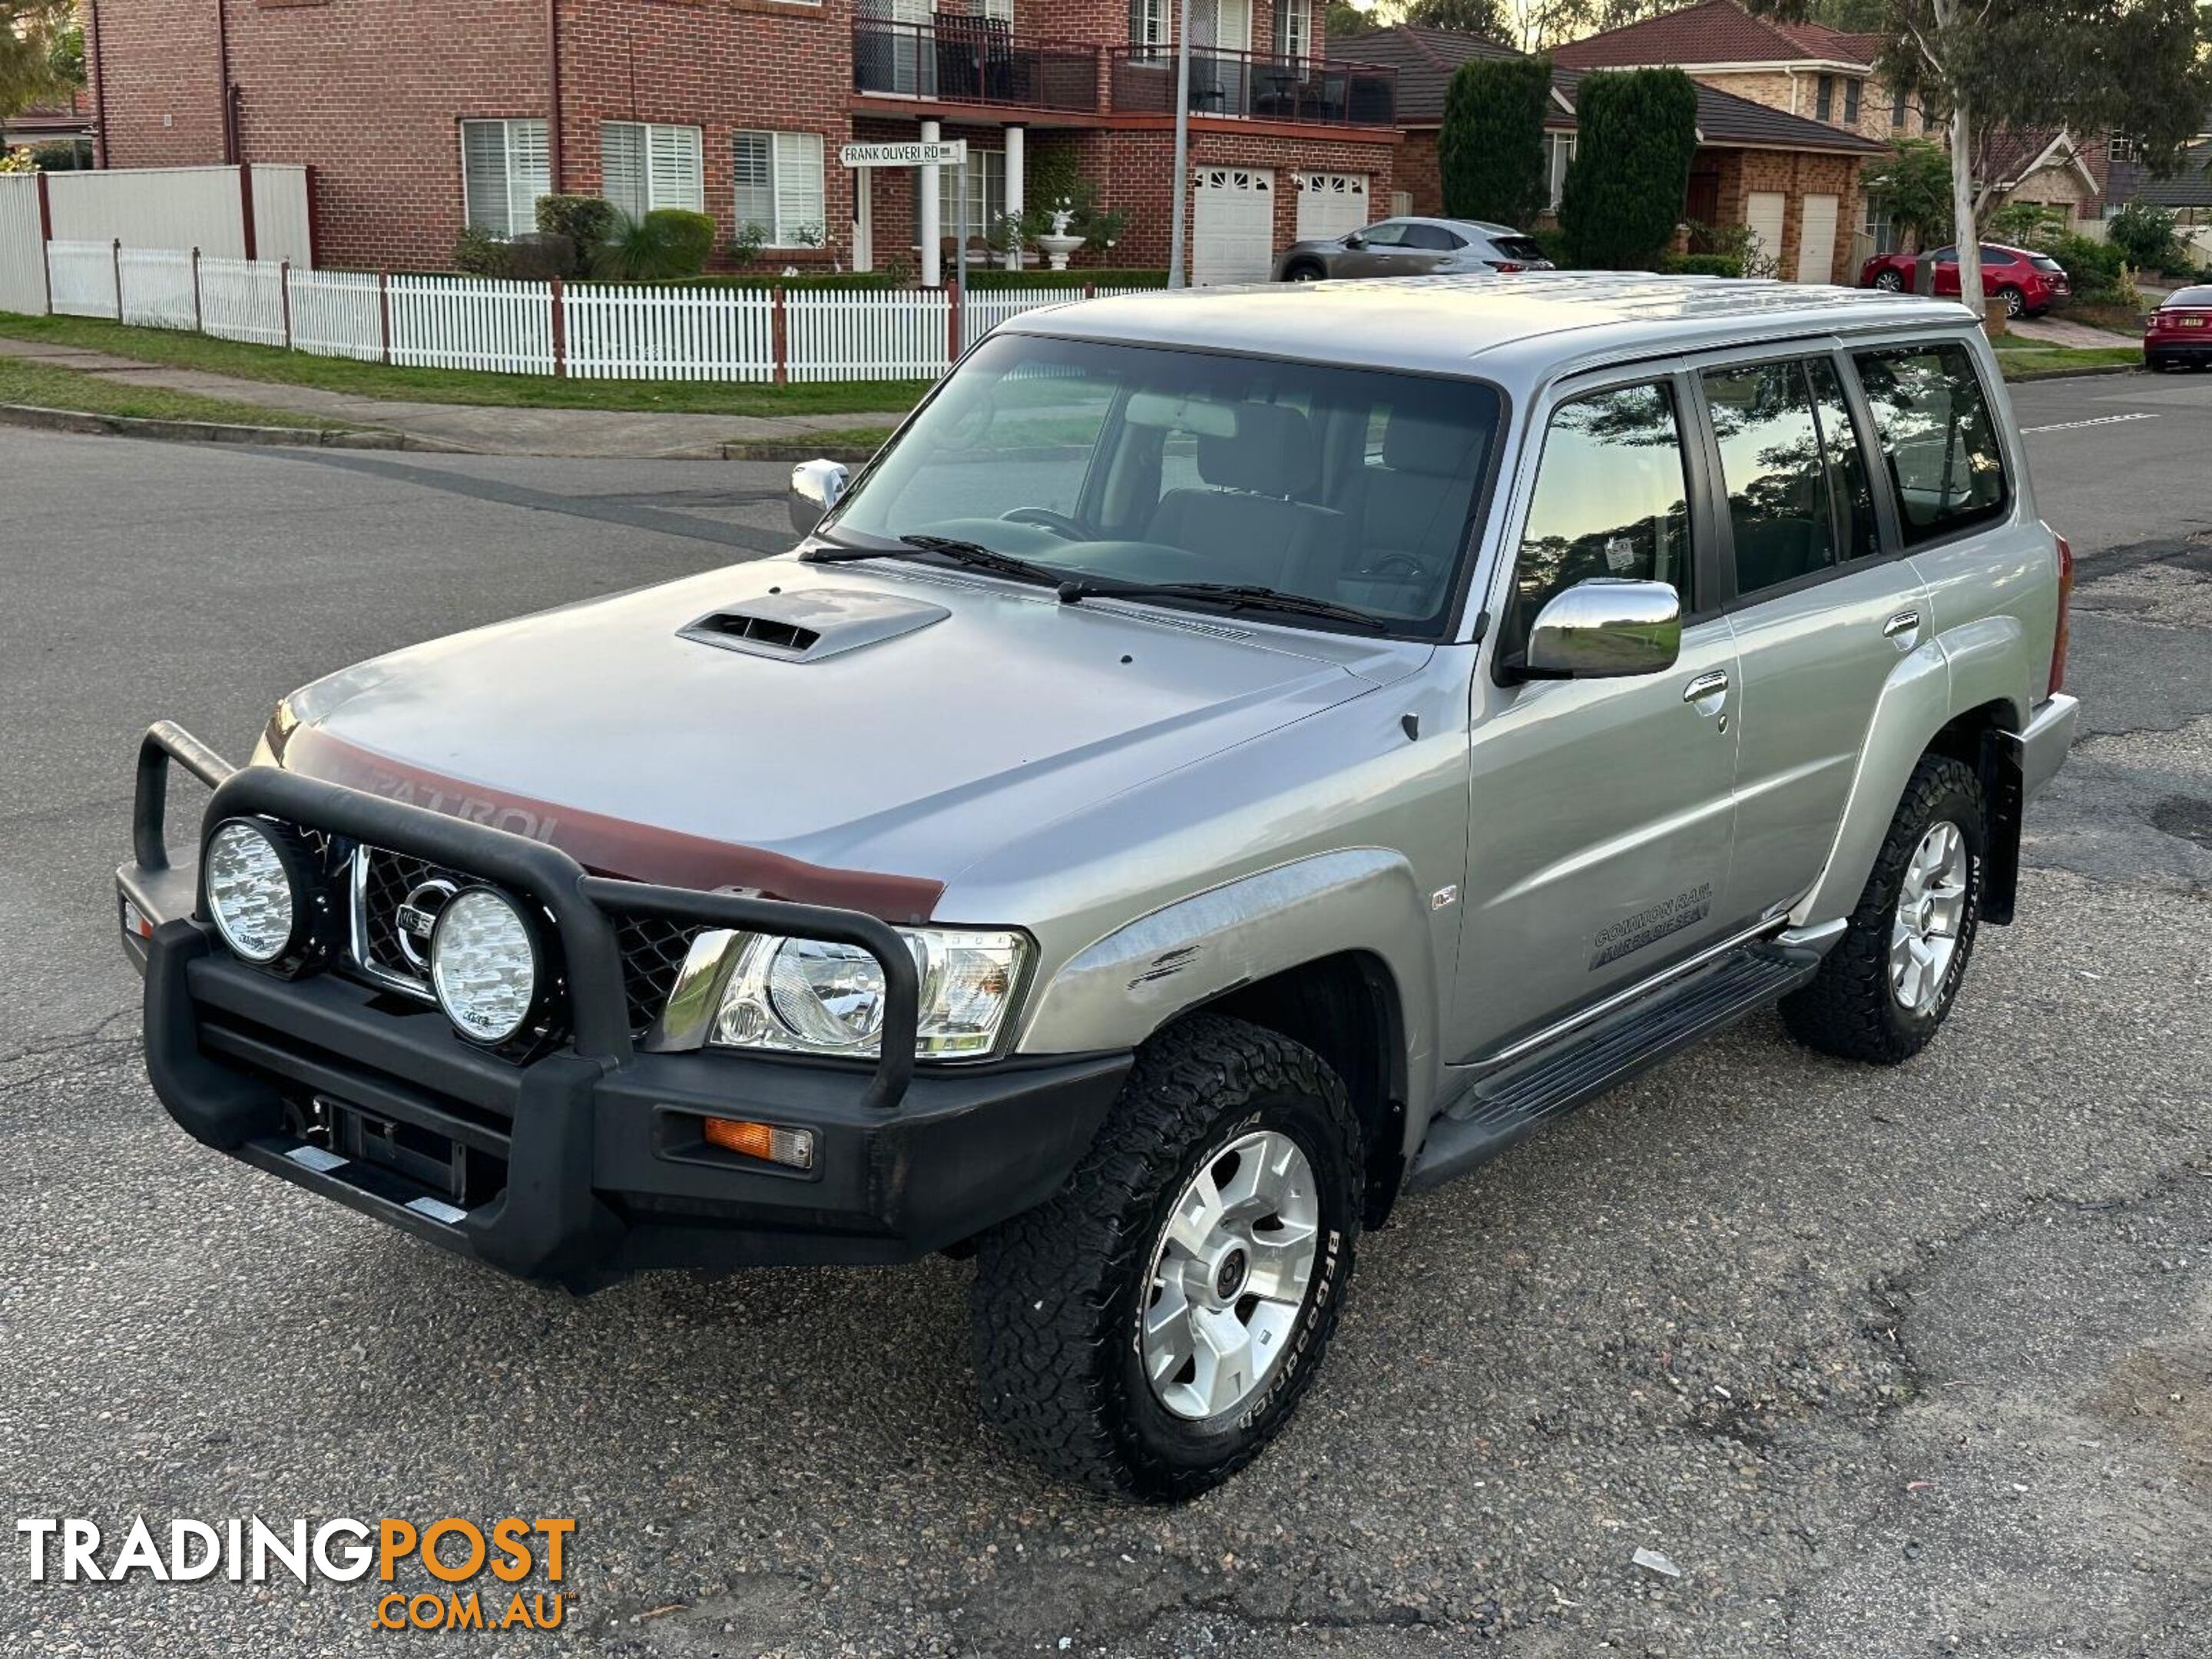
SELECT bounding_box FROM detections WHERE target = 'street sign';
[839,141,968,168]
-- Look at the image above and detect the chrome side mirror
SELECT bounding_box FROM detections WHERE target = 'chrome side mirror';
[1523,578,1682,679]
[787,458,851,537]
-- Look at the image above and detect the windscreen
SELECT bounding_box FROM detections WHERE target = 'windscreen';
[1492,237,1548,263]
[826,333,1502,634]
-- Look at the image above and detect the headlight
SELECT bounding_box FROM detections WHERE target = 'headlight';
[203,819,303,964]
[429,887,542,1045]
[710,928,1028,1060]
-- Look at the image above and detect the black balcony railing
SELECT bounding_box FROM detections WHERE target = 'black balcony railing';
[1105,46,1396,127]
[853,18,1102,113]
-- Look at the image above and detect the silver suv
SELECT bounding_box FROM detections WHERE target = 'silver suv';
[120,275,2077,1501]
[1273,215,1555,281]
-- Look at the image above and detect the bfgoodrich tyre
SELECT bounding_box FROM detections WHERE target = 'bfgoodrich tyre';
[969,1015,1362,1500]
[1781,753,1987,1065]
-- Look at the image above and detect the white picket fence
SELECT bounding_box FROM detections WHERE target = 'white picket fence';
[6,237,1154,383]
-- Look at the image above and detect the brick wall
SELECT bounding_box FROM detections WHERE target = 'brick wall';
[1394,130,1439,215]
[1713,146,1862,283]
[1696,65,1926,147]
[88,0,1379,275]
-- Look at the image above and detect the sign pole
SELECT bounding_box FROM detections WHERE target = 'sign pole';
[955,157,969,296]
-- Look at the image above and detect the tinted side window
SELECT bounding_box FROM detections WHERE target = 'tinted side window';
[1509,382,1693,644]
[1806,358,1880,564]
[1359,221,1407,247]
[1978,246,2015,266]
[1852,343,2007,545]
[1704,359,1835,596]
[1402,223,1459,250]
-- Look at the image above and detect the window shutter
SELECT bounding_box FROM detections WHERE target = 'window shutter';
[601,122,647,221]
[651,125,704,214]
[507,120,551,237]
[733,132,774,235]
[774,132,824,243]
[462,121,510,235]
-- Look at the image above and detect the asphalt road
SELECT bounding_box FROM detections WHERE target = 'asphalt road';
[1,371,2207,1658]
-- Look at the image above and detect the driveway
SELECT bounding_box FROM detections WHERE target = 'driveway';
[0,376,2206,1657]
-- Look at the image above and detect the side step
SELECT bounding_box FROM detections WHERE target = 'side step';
[1405,942,1822,1193]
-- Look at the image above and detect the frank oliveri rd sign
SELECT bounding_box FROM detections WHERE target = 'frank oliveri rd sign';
[839,141,969,167]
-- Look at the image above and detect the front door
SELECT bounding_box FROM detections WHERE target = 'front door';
[1696,349,1928,916]
[1455,373,1743,1061]
[1336,218,1420,278]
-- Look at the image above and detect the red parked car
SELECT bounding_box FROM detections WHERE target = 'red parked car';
[1859,243,2073,317]
[2145,284,2212,370]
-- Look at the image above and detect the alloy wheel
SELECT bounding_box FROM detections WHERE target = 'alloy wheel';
[1141,1129,1320,1422]
[1889,820,1969,1015]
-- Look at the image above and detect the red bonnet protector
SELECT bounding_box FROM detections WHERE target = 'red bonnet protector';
[273,724,945,926]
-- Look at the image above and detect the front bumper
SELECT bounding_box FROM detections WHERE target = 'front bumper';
[121,724,1128,1283]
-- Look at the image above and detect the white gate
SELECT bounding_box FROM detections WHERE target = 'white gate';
[1191,167,1274,287]
[1296,173,1368,242]
[1745,190,1786,275]
[0,175,45,313]
[1796,193,1839,283]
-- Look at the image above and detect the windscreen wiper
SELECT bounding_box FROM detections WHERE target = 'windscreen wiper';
[1055,577,1388,632]
[805,533,1067,588]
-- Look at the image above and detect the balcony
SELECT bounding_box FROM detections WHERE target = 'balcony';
[851,22,1398,129]
[1106,45,1396,127]
[853,18,1101,114]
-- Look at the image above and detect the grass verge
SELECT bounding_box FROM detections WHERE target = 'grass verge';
[0,313,931,417]
[720,424,896,459]
[1991,343,2142,378]
[0,356,347,429]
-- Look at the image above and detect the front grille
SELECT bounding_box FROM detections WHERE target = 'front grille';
[353,847,447,995]
[349,845,699,1038]
[612,913,710,1036]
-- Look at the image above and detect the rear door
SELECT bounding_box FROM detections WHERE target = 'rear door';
[1692,343,1928,916]
[1396,220,1464,273]
[1455,372,1743,1058]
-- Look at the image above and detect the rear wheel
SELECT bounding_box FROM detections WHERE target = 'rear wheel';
[1998,284,2026,318]
[970,1015,1362,1499]
[1781,754,1987,1065]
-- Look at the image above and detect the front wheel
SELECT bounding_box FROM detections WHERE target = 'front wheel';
[1873,268,1905,293]
[1781,753,1986,1065]
[1283,261,1325,283]
[970,1015,1363,1500]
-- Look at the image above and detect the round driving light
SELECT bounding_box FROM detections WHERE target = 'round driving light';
[204,819,300,964]
[429,888,541,1045]
[767,937,887,1050]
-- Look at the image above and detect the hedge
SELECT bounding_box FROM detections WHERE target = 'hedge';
[961,267,1169,290]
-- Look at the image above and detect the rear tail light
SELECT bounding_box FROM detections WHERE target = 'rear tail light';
[2048,530,2073,697]
[1486,260,1525,273]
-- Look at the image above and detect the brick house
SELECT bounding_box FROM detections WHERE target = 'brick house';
[78,0,1404,283]
[1353,25,1880,284]
[1546,0,2114,256]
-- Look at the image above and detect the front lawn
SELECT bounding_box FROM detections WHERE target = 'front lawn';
[0,313,931,417]
[0,356,352,429]
[1989,336,2142,378]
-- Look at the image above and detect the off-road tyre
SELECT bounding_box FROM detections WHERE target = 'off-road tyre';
[969,1014,1363,1500]
[1780,753,1987,1065]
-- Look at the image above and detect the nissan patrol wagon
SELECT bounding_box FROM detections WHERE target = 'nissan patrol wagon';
[121,274,2077,1499]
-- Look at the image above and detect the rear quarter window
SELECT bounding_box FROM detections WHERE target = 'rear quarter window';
[1852,341,2008,545]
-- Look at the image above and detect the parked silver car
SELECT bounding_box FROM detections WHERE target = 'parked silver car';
[1272,214,1554,281]
[121,275,2075,1502]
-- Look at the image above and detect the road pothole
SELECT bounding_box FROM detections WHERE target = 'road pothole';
[2149,794,2212,848]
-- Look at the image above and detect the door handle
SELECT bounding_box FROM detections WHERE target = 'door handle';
[1682,669,1730,703]
[1883,609,1922,639]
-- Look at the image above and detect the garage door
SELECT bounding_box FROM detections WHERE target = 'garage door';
[1192,167,1275,287]
[1296,172,1368,241]
[1745,190,1786,275]
[1796,193,1838,283]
